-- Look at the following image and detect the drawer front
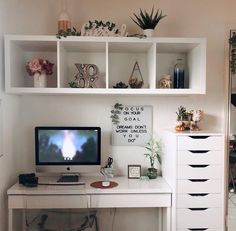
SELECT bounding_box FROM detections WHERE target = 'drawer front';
[177,208,223,229]
[177,179,222,193]
[177,165,222,179]
[178,150,222,165]
[177,193,223,208]
[22,195,89,209]
[91,193,171,208]
[177,136,223,150]
[177,229,220,231]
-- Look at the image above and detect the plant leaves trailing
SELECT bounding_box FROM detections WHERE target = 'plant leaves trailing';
[229,31,236,75]
[110,103,123,125]
[131,7,166,30]
[56,27,81,39]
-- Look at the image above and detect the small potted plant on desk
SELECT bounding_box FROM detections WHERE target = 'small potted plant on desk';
[131,7,166,37]
[144,136,162,179]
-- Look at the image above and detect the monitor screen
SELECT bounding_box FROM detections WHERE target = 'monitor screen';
[35,126,101,174]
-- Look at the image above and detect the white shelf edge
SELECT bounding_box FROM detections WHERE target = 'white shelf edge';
[6,87,205,95]
[4,34,206,44]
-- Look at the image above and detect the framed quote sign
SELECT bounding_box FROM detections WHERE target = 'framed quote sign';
[112,105,152,146]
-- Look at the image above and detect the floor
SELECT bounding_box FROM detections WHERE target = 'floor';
[228,192,236,230]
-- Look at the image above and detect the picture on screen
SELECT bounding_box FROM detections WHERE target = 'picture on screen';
[37,129,99,163]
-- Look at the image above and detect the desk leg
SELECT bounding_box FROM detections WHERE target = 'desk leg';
[166,207,171,231]
[158,208,163,231]
[8,209,13,231]
[22,210,26,231]
[160,207,171,231]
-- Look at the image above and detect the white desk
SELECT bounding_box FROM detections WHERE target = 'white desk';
[7,176,172,231]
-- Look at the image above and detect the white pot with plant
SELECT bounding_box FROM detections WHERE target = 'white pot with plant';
[131,7,166,37]
[144,136,162,179]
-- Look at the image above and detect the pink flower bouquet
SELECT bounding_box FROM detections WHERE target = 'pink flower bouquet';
[26,58,54,76]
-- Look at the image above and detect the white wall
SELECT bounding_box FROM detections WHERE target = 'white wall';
[1,0,235,230]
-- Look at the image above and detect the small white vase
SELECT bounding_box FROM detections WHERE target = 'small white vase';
[143,29,154,38]
[33,72,47,88]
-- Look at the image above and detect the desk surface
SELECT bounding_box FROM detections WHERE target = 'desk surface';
[8,176,172,195]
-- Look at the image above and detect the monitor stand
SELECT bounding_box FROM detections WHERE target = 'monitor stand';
[57,174,79,183]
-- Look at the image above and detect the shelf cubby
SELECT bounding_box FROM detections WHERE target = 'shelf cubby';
[5,35,206,95]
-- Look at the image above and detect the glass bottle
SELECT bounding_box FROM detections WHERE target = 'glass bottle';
[173,58,185,88]
[58,0,71,32]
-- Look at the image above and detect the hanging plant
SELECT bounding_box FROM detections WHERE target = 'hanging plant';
[229,31,236,75]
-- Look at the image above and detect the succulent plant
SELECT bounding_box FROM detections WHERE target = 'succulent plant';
[176,106,187,117]
[131,7,166,30]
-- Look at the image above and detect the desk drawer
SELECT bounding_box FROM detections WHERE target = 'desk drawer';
[9,195,90,209]
[91,193,171,208]
[177,179,222,193]
[177,165,222,179]
[177,136,223,150]
[177,193,223,208]
[177,150,222,165]
[177,208,222,229]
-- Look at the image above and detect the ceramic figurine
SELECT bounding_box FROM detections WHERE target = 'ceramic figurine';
[190,109,204,131]
[158,75,171,88]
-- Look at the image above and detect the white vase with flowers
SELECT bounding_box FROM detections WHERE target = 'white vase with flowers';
[26,58,54,88]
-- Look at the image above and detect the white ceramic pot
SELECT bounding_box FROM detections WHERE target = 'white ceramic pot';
[143,29,154,37]
[33,72,47,88]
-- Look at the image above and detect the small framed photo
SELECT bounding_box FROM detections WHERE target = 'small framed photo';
[128,165,141,179]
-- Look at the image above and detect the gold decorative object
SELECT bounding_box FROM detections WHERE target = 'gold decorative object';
[57,0,71,32]
[158,75,171,88]
[128,61,144,88]
[175,106,204,132]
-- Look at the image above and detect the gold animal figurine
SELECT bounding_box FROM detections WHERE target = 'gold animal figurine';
[158,75,171,88]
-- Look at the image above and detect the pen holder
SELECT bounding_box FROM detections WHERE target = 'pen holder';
[100,167,114,182]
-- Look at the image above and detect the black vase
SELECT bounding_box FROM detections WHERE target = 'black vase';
[147,168,158,179]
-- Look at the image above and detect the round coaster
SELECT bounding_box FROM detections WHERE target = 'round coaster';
[90,181,118,189]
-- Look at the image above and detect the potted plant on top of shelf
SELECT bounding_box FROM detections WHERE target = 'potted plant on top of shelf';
[131,7,166,37]
[175,105,191,131]
[144,136,162,179]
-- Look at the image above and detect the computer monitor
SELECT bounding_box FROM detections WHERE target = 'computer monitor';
[35,126,101,175]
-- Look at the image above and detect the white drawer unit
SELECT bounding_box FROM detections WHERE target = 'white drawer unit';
[177,150,222,165]
[177,193,223,208]
[162,131,225,231]
[177,165,222,179]
[177,179,222,193]
[177,208,223,229]
[177,135,223,150]
[177,229,219,231]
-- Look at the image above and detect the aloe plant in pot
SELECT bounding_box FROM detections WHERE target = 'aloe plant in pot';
[144,136,162,179]
[131,7,166,37]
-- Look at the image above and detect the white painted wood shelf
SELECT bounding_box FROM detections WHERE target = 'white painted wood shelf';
[4,35,206,95]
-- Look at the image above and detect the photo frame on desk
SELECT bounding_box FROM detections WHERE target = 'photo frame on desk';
[128,165,141,179]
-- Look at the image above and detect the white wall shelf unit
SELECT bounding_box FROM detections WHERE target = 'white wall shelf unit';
[5,35,206,95]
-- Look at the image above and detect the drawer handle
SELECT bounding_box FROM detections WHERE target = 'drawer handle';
[189,136,209,139]
[188,179,209,182]
[189,150,209,153]
[188,229,208,231]
[188,193,209,197]
[188,208,208,211]
[189,165,209,168]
